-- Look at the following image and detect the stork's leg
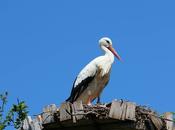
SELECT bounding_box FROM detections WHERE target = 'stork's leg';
[87,96,92,105]
[96,96,101,104]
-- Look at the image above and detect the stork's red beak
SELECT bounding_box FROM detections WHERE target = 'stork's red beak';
[107,45,121,61]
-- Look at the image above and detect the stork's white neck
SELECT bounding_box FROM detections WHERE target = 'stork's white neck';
[100,45,114,63]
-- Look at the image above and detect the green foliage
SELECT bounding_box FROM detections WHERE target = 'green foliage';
[160,112,175,122]
[0,92,28,130]
[172,112,175,122]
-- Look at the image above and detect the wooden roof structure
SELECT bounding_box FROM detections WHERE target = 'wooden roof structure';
[20,100,174,130]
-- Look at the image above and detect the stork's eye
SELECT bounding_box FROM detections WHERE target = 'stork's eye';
[106,40,110,44]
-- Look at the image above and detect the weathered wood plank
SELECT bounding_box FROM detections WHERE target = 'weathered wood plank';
[109,100,124,120]
[164,112,173,130]
[60,102,72,122]
[32,118,42,130]
[125,102,136,120]
[121,102,127,120]
[109,100,136,121]
[21,116,32,130]
[72,101,84,123]
[150,115,163,130]
[42,104,57,124]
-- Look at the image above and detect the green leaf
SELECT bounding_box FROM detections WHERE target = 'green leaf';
[0,92,28,130]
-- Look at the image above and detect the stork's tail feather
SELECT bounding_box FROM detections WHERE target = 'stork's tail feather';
[65,96,73,103]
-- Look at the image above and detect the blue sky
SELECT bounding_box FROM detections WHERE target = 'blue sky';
[0,0,175,128]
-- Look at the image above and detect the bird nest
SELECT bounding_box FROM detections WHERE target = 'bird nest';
[41,101,168,130]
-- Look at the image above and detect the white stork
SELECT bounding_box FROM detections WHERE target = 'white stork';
[66,37,121,105]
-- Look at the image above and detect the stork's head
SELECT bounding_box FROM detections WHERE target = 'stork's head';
[99,37,121,61]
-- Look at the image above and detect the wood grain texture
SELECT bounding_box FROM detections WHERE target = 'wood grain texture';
[60,102,72,122]
[164,112,174,130]
[109,100,136,121]
[72,101,84,123]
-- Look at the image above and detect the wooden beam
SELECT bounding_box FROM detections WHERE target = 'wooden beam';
[109,100,136,121]
[72,101,84,123]
[42,104,57,124]
[164,112,174,130]
[60,102,72,122]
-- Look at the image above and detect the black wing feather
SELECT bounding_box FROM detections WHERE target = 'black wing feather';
[66,76,95,103]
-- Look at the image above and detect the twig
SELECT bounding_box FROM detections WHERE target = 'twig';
[139,110,175,122]
[65,109,100,116]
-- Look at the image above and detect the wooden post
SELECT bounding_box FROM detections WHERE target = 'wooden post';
[125,102,136,120]
[109,100,123,120]
[42,104,57,124]
[21,116,33,130]
[109,100,136,121]
[60,102,72,121]
[72,101,84,123]
[164,112,174,130]
[150,115,163,130]
[32,118,42,130]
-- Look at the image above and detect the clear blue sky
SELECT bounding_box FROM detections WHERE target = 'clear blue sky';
[0,0,175,128]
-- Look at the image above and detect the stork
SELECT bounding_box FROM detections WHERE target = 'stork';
[66,37,121,105]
